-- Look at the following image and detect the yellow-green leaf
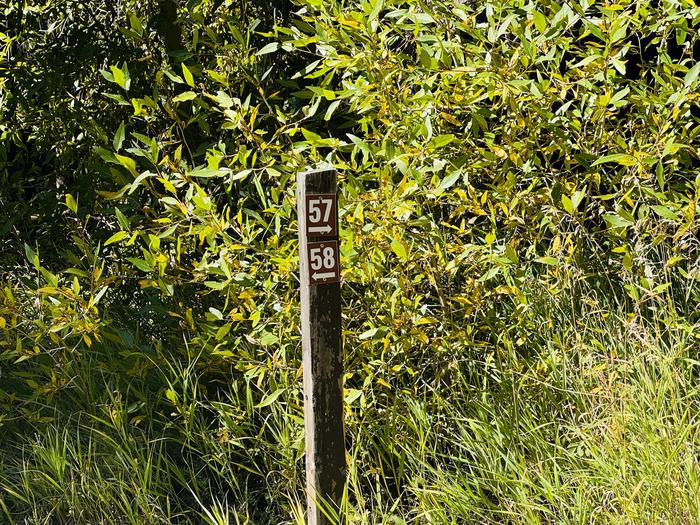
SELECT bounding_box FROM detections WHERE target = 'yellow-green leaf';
[390,238,408,261]
[561,195,574,214]
[115,154,138,176]
[255,388,285,408]
[651,205,678,221]
[182,63,195,87]
[113,121,126,151]
[592,153,636,166]
[172,91,197,103]
[65,194,78,213]
[535,256,558,265]
[105,231,129,246]
[127,257,152,272]
[165,389,178,404]
[256,42,279,55]
[533,10,547,33]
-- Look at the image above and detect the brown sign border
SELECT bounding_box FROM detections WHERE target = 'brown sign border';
[305,193,337,238]
[307,240,340,285]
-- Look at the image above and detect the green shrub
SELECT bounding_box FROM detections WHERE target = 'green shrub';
[1,0,700,522]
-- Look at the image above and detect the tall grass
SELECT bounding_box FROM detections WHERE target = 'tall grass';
[2,285,699,524]
[342,284,700,525]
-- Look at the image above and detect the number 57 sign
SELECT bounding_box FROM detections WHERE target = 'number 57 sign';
[305,194,337,237]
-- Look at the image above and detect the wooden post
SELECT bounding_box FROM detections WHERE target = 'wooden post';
[297,167,345,525]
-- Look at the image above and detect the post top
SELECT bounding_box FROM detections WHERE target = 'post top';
[299,164,336,176]
[298,165,337,194]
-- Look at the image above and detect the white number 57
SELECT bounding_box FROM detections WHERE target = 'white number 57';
[308,198,333,223]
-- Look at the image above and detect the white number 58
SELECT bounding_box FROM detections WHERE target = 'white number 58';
[309,246,335,270]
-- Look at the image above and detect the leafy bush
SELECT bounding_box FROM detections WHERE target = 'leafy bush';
[1,0,700,523]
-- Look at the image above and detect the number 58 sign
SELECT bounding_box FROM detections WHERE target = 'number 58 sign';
[307,241,340,285]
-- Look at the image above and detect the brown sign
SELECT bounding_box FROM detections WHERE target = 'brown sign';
[307,240,340,285]
[305,194,337,237]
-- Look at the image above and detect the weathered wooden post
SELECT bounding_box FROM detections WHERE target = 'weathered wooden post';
[297,167,345,525]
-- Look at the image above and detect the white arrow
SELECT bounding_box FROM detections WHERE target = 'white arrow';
[308,224,333,234]
[312,271,336,280]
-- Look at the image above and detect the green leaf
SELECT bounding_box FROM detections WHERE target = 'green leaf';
[172,91,197,103]
[208,307,223,320]
[109,63,131,91]
[255,388,285,408]
[206,69,228,86]
[478,267,500,281]
[122,62,131,91]
[603,214,633,229]
[92,286,109,306]
[662,141,688,157]
[652,282,672,294]
[110,65,125,88]
[65,194,78,213]
[684,62,700,87]
[204,281,228,290]
[97,185,130,200]
[535,256,558,265]
[105,231,129,246]
[99,69,114,83]
[115,153,138,176]
[189,166,229,178]
[504,244,519,264]
[561,195,574,214]
[611,57,626,75]
[165,389,178,404]
[390,238,409,262]
[128,171,156,194]
[126,257,152,272]
[428,134,455,149]
[24,243,39,269]
[651,205,678,221]
[113,121,126,151]
[256,43,279,55]
[129,12,143,35]
[63,268,88,277]
[571,55,600,69]
[439,172,461,191]
[533,10,547,33]
[624,283,640,301]
[571,190,585,210]
[96,147,119,164]
[610,87,630,105]
[182,63,195,87]
[115,207,130,230]
[359,328,378,340]
[258,330,278,346]
[215,324,232,341]
[231,170,251,182]
[592,153,636,166]
[610,19,627,43]
[163,69,184,83]
[324,99,341,121]
[211,90,234,108]
[622,252,633,271]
